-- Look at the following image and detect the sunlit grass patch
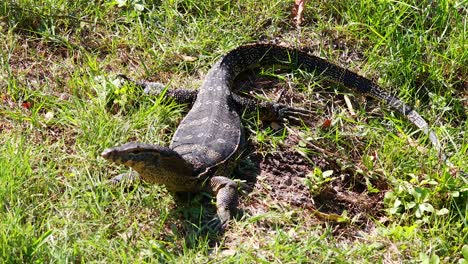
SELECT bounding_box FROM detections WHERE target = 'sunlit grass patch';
[0,0,466,262]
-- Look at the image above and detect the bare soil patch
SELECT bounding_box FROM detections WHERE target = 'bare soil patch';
[239,135,386,236]
[232,67,388,237]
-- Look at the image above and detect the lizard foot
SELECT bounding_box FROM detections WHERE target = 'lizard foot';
[108,171,139,185]
[273,103,313,123]
[116,74,166,95]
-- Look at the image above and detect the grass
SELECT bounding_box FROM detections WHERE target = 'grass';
[1,0,467,262]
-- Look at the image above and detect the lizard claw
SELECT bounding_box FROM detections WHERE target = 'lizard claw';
[115,74,132,82]
[115,74,166,95]
[108,171,139,185]
[206,216,228,233]
[141,82,166,95]
[274,103,313,122]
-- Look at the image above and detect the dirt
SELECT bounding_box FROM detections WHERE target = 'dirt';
[237,134,386,236]
[231,68,388,237]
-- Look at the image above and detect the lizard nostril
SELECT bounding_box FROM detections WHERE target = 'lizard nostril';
[101,149,112,158]
[101,151,108,158]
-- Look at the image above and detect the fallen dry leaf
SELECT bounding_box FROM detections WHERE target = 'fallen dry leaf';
[44,111,54,121]
[180,55,197,62]
[344,95,356,117]
[292,0,308,27]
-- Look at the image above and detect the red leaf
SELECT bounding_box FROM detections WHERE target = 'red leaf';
[21,101,32,109]
[321,119,332,129]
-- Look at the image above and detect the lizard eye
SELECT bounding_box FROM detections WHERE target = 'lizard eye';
[142,152,160,165]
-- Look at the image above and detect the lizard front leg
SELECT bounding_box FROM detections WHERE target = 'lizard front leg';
[116,75,311,123]
[208,176,239,230]
[116,74,197,105]
[108,170,140,184]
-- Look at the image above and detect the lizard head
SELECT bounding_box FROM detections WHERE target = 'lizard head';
[101,142,195,184]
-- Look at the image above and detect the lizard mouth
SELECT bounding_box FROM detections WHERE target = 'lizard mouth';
[101,148,136,165]
[101,148,119,162]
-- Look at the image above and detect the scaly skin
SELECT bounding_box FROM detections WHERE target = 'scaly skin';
[101,142,239,229]
[103,43,460,231]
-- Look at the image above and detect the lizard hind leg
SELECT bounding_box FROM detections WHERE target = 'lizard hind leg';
[209,176,239,230]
